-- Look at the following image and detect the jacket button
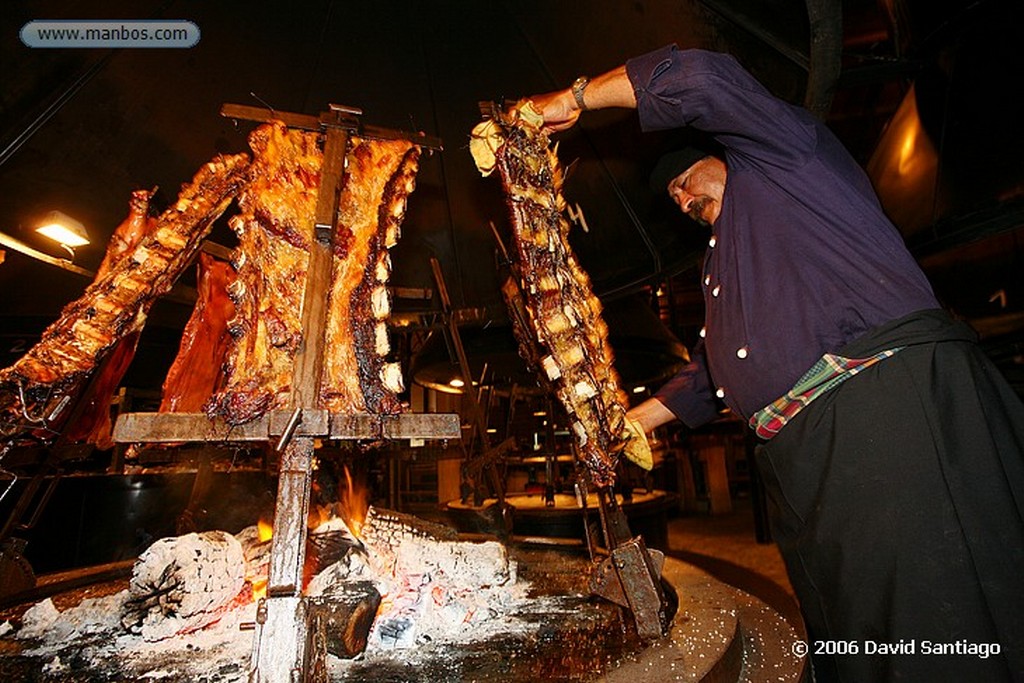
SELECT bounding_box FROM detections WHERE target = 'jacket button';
[712,285,721,297]
[737,346,749,359]
[699,326,706,338]
[708,235,717,248]
[715,387,726,399]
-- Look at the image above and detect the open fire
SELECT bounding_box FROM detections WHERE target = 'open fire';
[0,468,547,681]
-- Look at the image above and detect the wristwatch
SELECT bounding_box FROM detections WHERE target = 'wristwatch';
[571,76,590,111]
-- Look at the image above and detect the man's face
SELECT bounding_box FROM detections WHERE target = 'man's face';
[667,156,727,227]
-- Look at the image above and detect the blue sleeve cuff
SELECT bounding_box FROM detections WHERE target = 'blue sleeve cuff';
[653,347,721,429]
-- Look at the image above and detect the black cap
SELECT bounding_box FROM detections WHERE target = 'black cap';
[649,146,712,194]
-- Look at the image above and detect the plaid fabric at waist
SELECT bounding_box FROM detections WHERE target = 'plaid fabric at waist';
[750,347,904,440]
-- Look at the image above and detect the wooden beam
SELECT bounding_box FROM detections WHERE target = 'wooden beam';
[112,411,460,443]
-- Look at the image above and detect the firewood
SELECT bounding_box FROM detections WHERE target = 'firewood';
[306,583,382,659]
[120,531,246,642]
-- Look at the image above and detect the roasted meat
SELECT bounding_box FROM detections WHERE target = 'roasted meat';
[95,189,158,280]
[160,253,237,413]
[62,189,158,449]
[205,123,421,425]
[204,123,320,425]
[471,103,644,486]
[0,154,250,438]
[320,137,420,414]
[1,117,423,441]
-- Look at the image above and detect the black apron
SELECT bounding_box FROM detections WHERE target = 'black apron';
[755,309,1024,682]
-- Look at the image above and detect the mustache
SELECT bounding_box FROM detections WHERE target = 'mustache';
[688,197,712,227]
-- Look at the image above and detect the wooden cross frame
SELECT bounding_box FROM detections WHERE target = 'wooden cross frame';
[230,103,446,683]
[111,103,452,683]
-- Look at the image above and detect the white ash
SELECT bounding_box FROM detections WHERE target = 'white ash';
[41,654,71,677]
[8,512,548,679]
[20,592,127,643]
[233,524,271,587]
[122,530,247,642]
[14,586,256,682]
[305,508,529,651]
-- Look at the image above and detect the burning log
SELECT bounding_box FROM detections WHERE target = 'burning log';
[120,530,247,642]
[5,509,674,682]
[306,585,382,659]
[307,507,522,651]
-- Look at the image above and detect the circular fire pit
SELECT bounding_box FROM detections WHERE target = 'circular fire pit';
[0,509,804,682]
[0,548,803,682]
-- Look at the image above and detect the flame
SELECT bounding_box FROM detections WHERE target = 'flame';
[257,518,274,543]
[242,518,274,602]
[337,465,370,538]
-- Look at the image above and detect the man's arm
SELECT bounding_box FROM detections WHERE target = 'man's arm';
[626,397,677,433]
[535,46,817,164]
[528,65,637,133]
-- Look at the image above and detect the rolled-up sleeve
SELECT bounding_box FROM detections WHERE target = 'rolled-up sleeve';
[625,45,816,167]
[653,343,721,429]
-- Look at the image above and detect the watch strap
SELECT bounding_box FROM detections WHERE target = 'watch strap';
[571,76,590,111]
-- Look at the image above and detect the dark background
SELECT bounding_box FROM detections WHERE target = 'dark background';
[1,0,1021,414]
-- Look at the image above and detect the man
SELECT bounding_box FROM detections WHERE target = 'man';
[527,45,1024,682]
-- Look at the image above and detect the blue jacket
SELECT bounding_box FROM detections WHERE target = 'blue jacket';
[627,46,939,425]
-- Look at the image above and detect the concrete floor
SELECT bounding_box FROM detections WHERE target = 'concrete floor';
[663,495,806,637]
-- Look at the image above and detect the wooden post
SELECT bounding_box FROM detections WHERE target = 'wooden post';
[691,435,732,515]
[251,123,349,683]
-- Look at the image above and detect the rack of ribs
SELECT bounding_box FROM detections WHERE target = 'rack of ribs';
[0,154,250,440]
[61,189,158,449]
[471,102,642,487]
[202,123,320,425]
[203,122,421,426]
[320,136,420,415]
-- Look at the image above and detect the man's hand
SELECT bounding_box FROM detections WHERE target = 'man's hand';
[525,88,581,133]
[622,416,653,470]
[524,65,636,134]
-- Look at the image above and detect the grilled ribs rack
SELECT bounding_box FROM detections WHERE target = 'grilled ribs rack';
[477,99,674,642]
[100,103,455,683]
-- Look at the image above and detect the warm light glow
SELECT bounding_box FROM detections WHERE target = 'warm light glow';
[865,83,939,237]
[36,211,89,248]
[448,377,465,388]
[307,504,332,529]
[532,410,547,417]
[257,518,274,543]
[632,385,647,394]
[897,124,919,177]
